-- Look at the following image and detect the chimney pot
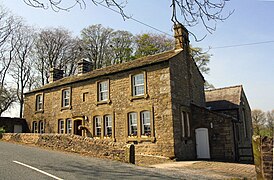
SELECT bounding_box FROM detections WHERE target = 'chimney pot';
[174,23,189,50]
[77,58,92,75]
[49,68,63,83]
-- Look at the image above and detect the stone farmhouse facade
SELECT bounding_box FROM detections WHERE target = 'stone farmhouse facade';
[23,24,253,162]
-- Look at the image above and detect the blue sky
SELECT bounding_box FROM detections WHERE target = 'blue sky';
[1,0,273,115]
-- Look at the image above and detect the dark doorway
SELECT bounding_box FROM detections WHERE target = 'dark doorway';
[74,120,82,136]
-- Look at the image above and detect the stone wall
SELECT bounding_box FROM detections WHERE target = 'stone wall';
[191,105,235,161]
[253,136,273,180]
[169,50,205,160]
[1,133,133,163]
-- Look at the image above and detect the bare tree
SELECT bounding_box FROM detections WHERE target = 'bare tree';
[251,109,266,136]
[0,5,20,116]
[33,28,78,85]
[10,25,35,118]
[170,0,233,34]
[81,24,113,69]
[22,0,233,35]
[0,86,17,116]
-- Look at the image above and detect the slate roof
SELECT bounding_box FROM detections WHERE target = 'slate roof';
[25,49,182,95]
[205,85,243,110]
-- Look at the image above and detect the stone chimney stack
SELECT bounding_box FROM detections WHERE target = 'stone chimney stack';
[49,68,63,83]
[77,58,92,75]
[174,23,189,50]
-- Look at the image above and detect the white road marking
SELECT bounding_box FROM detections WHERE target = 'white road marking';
[13,160,63,180]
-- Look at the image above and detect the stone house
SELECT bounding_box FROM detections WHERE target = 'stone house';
[23,24,253,162]
[205,85,253,162]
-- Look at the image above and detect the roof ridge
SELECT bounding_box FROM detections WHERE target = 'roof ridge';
[25,49,182,94]
[205,85,242,92]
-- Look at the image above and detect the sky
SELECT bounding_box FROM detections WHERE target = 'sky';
[1,0,273,117]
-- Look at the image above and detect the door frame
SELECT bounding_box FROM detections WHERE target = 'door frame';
[195,128,210,159]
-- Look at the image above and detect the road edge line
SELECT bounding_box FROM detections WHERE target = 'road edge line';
[13,160,63,180]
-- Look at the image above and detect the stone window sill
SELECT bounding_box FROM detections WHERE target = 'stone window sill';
[126,136,155,143]
[129,94,149,101]
[94,136,116,141]
[61,106,72,111]
[96,99,111,106]
[35,110,44,114]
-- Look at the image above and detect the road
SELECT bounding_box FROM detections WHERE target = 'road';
[0,141,184,180]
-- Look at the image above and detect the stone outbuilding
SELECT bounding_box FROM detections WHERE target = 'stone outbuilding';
[23,24,253,162]
[205,85,253,162]
[0,117,29,133]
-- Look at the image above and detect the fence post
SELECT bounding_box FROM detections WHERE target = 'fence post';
[253,136,263,180]
[126,144,135,164]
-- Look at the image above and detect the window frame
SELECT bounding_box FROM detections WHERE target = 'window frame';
[61,88,71,109]
[129,71,148,100]
[66,119,72,134]
[32,121,38,133]
[96,79,111,105]
[132,74,144,96]
[141,111,151,136]
[181,107,191,140]
[128,112,138,136]
[104,115,112,137]
[92,112,115,140]
[98,81,108,101]
[94,116,102,137]
[125,107,155,143]
[242,108,248,138]
[39,120,44,134]
[35,93,44,112]
[58,119,65,134]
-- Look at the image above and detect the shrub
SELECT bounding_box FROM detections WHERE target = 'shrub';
[0,127,5,134]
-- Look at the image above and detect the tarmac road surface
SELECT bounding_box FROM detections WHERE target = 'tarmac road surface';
[0,141,184,180]
[0,141,256,179]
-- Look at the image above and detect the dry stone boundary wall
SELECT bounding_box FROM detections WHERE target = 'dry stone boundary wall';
[1,133,134,163]
[253,136,273,180]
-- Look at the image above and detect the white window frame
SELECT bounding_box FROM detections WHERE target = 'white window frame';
[33,121,38,133]
[141,111,151,136]
[66,119,72,134]
[132,74,144,96]
[59,120,65,134]
[62,89,70,107]
[104,115,112,137]
[128,112,138,136]
[39,121,44,134]
[98,81,108,101]
[36,94,43,111]
[94,116,101,136]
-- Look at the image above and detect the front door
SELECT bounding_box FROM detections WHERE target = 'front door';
[74,120,82,136]
[195,128,210,159]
